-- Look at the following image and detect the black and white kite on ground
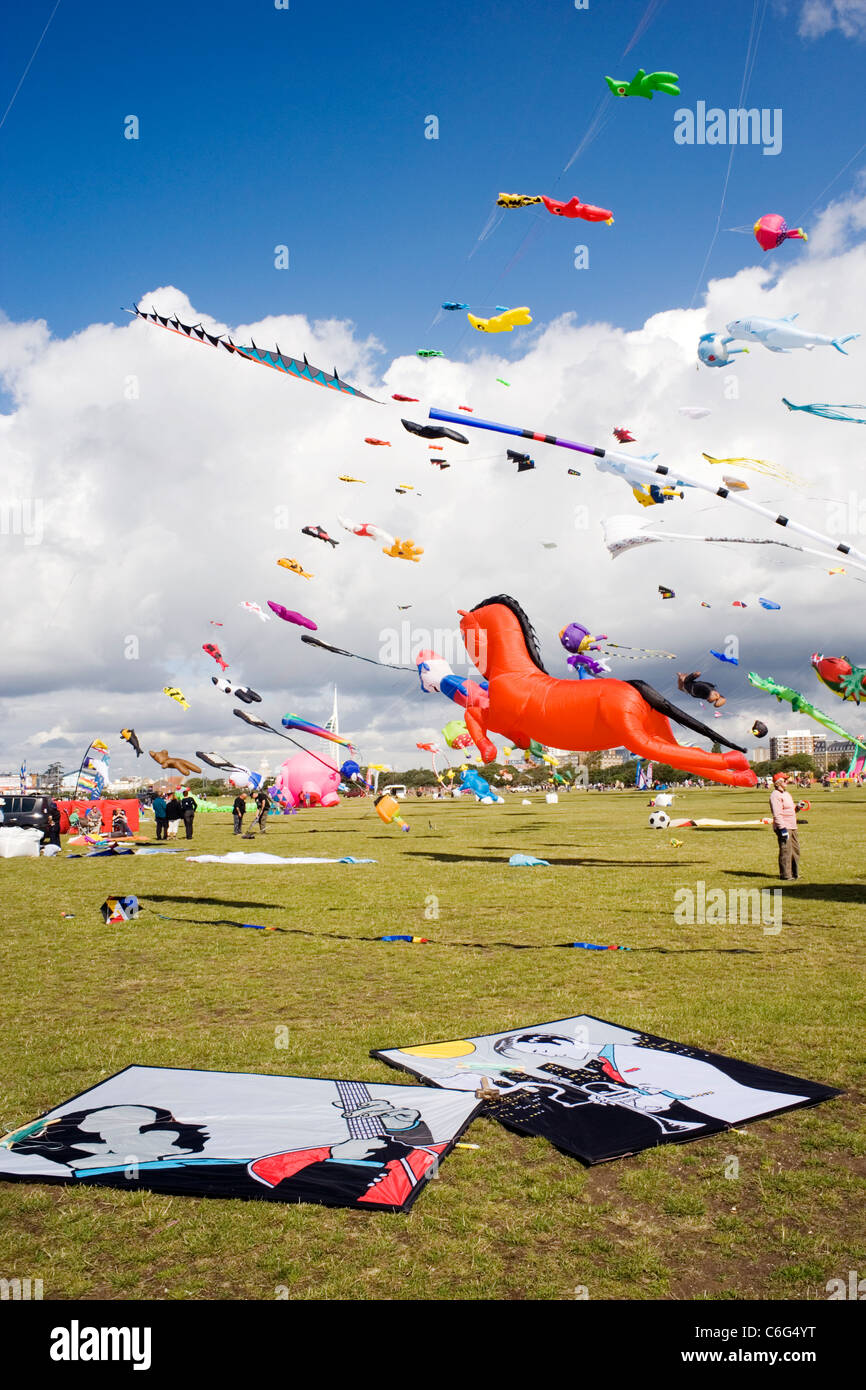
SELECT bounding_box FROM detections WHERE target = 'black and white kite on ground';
[0,1066,480,1213]
[374,1015,839,1164]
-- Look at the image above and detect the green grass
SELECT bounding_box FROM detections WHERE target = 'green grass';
[0,786,863,1301]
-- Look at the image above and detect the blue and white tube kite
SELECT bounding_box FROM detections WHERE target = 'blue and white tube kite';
[427,408,866,571]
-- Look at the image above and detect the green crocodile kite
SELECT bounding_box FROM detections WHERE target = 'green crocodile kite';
[605,69,680,100]
[748,672,866,750]
[416,348,444,358]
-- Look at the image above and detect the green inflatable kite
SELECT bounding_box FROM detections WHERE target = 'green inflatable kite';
[748,672,866,750]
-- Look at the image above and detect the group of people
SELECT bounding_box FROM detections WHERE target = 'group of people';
[232,789,271,835]
[152,792,197,841]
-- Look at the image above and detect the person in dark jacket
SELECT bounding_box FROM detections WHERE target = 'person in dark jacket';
[44,800,62,848]
[152,793,168,841]
[254,789,270,834]
[165,793,183,839]
[180,793,197,840]
[232,792,247,835]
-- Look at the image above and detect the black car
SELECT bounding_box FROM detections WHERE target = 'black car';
[0,794,51,832]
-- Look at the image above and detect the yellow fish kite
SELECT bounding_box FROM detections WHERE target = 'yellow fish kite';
[162,686,189,709]
[467,306,532,333]
[338,475,366,483]
[277,557,313,579]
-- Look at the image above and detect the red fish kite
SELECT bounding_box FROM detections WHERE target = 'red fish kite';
[541,194,614,224]
[202,642,228,671]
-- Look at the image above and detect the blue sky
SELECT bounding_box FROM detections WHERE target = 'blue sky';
[2,0,863,358]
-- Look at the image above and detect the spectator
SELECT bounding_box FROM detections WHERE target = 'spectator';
[769,771,801,881]
[111,807,131,837]
[44,800,62,849]
[233,791,247,835]
[180,792,197,840]
[165,792,183,839]
[152,793,168,841]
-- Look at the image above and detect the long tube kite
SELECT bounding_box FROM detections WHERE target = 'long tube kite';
[429,407,866,570]
[600,515,866,577]
[748,673,866,751]
[281,714,353,747]
[127,305,378,401]
[233,709,352,773]
[782,400,866,424]
[301,633,416,671]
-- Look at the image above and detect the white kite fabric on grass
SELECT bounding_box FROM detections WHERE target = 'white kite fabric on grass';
[374,1014,840,1165]
[0,1067,481,1213]
[185,853,377,865]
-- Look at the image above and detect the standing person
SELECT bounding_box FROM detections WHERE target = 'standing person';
[232,790,247,835]
[152,793,168,841]
[44,800,62,849]
[769,771,800,881]
[165,792,183,839]
[254,788,270,834]
[180,790,197,840]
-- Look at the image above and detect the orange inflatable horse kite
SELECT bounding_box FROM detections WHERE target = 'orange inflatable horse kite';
[458,596,756,788]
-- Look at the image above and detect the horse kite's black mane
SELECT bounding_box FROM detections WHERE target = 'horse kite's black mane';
[470,595,746,754]
[471,595,548,674]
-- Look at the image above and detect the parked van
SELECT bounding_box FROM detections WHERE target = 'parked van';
[0,794,51,832]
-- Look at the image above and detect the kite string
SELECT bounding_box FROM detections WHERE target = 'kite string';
[0,0,62,133]
[687,0,769,309]
[796,137,866,224]
[466,0,669,295]
[621,0,669,57]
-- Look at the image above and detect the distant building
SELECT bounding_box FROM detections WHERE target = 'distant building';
[748,747,768,764]
[769,729,814,760]
[826,740,858,770]
[599,747,632,769]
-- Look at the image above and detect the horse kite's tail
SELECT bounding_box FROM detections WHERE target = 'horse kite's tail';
[626,680,747,753]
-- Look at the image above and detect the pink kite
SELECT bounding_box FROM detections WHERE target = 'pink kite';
[753,214,807,252]
[267,601,317,631]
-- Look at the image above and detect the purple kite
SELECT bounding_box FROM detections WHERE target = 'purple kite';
[267,601,317,631]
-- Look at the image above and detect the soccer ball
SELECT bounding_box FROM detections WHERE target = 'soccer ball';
[648,810,670,829]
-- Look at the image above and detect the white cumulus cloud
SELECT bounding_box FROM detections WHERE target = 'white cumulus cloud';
[2,249,866,781]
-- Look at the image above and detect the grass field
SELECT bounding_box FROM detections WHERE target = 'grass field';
[0,786,863,1302]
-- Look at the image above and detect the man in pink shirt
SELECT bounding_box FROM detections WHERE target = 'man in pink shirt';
[770,771,800,880]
